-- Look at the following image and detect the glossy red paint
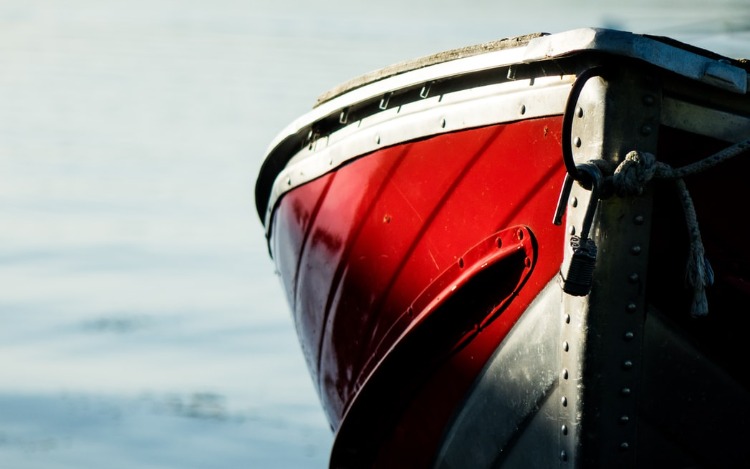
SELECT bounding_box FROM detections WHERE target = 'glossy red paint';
[270,116,567,463]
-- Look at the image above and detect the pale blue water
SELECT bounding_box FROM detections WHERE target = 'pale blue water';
[0,1,746,468]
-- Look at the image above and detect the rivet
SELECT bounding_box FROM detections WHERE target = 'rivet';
[562,369,569,380]
[561,450,568,462]
[641,124,653,136]
[458,257,464,268]
[620,415,630,424]
[620,442,630,451]
[626,302,637,313]
[569,225,576,235]
[628,273,639,283]
[563,341,569,352]
[440,117,446,128]
[564,314,571,324]
[328,158,333,166]
[574,137,582,148]
[623,360,633,370]
[375,134,381,144]
[576,106,584,118]
[561,424,568,435]
[520,104,526,115]
[383,214,391,224]
[634,215,645,225]
[624,331,635,341]
[630,245,641,255]
[286,177,292,186]
[570,197,578,208]
[621,387,632,396]
[561,396,568,407]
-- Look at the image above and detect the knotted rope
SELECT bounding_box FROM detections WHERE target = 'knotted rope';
[611,138,750,317]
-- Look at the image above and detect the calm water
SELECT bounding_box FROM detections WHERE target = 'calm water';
[0,1,747,468]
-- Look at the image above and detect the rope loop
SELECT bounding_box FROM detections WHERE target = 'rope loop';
[612,150,658,196]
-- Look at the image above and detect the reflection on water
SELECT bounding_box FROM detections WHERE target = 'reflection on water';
[0,392,327,468]
[0,0,747,468]
[82,315,153,334]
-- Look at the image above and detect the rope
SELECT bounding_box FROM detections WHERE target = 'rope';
[612,137,750,317]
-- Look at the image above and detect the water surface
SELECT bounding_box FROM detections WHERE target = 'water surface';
[0,1,747,467]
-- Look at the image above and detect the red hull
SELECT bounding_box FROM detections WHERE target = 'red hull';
[273,119,566,448]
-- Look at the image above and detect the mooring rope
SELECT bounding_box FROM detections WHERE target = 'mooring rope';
[611,138,750,317]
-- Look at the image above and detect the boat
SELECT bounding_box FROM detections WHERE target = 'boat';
[254,28,750,468]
